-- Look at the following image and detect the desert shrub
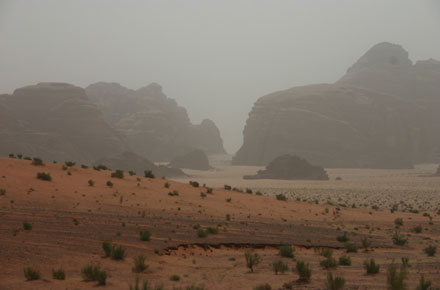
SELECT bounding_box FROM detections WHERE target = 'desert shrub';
[81,164,88,169]
[245,251,261,272]
[0,188,6,195]
[200,192,207,198]
[326,272,345,290]
[206,227,218,234]
[106,181,113,187]
[416,275,432,290]
[392,231,408,246]
[88,179,94,187]
[168,190,179,196]
[32,157,43,166]
[206,187,213,194]
[226,213,231,221]
[394,218,404,227]
[24,267,40,281]
[65,161,75,167]
[336,232,349,243]
[144,170,155,178]
[412,225,423,233]
[295,260,311,282]
[102,241,112,257]
[246,188,253,194]
[401,257,410,267]
[94,164,108,171]
[279,245,295,258]
[321,248,333,258]
[111,169,124,179]
[52,268,65,280]
[189,181,199,187]
[81,265,107,285]
[37,172,51,181]
[345,243,358,253]
[387,262,408,290]
[338,255,351,266]
[23,221,32,230]
[164,182,170,188]
[24,156,32,160]
[320,257,338,269]
[254,284,271,290]
[361,237,372,251]
[272,260,288,274]
[139,229,151,241]
[132,255,148,273]
[197,229,207,238]
[170,274,180,281]
[128,170,136,176]
[276,194,287,201]
[424,245,436,257]
[224,185,232,190]
[111,244,126,260]
[364,258,380,274]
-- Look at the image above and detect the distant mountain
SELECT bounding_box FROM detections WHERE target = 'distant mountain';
[234,42,440,168]
[0,83,128,164]
[85,82,225,161]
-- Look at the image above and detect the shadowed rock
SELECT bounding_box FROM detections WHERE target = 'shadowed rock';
[243,155,329,180]
[169,149,212,170]
[95,151,184,178]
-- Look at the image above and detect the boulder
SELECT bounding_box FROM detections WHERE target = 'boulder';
[169,149,212,170]
[85,82,226,161]
[94,151,184,178]
[243,155,329,180]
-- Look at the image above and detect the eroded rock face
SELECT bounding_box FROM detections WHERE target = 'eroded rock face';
[244,155,329,180]
[94,151,184,178]
[169,149,212,170]
[86,82,225,161]
[0,83,128,164]
[234,42,440,168]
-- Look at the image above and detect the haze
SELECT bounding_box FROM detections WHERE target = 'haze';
[1,0,440,152]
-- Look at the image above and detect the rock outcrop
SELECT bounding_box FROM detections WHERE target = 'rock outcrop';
[169,149,212,170]
[94,151,184,178]
[0,83,128,164]
[234,42,440,168]
[244,155,329,180]
[85,82,225,161]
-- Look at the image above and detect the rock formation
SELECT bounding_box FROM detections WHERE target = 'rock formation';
[234,42,440,168]
[169,149,212,170]
[85,82,225,161]
[0,83,128,164]
[243,155,329,180]
[94,151,184,178]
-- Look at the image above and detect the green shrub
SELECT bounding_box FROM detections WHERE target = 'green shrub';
[394,218,404,227]
[94,164,108,171]
[111,169,124,179]
[338,255,351,266]
[189,181,199,187]
[320,248,333,258]
[276,194,287,201]
[81,164,88,169]
[132,255,148,273]
[254,284,271,290]
[111,244,126,260]
[224,185,232,190]
[364,258,380,274]
[326,272,345,290]
[206,227,218,234]
[0,188,6,195]
[336,232,349,243]
[279,245,295,258]
[65,161,75,167]
[168,190,179,196]
[170,274,180,281]
[392,231,408,246]
[88,179,94,187]
[164,182,170,188]
[106,181,113,187]
[102,241,112,257]
[52,268,66,280]
[401,257,410,267]
[272,260,288,274]
[416,275,432,290]
[245,251,261,272]
[32,157,43,166]
[81,265,107,285]
[412,225,423,233]
[295,260,311,282]
[139,229,151,241]
[23,221,32,230]
[424,245,436,257]
[344,243,358,253]
[128,170,136,176]
[361,237,371,251]
[206,187,213,194]
[24,267,41,281]
[197,229,207,238]
[144,170,155,178]
[387,262,408,290]
[37,172,51,181]
[320,257,338,269]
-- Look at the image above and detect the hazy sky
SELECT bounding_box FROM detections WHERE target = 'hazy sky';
[1,0,440,153]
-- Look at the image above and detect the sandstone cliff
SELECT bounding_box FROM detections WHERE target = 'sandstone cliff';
[234,43,440,168]
[169,149,212,170]
[85,82,225,161]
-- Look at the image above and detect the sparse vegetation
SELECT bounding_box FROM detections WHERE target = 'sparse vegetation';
[424,245,436,257]
[361,237,372,251]
[23,221,32,230]
[364,258,380,274]
[386,262,408,290]
[81,265,107,285]
[326,272,345,290]
[276,194,287,201]
[65,161,75,167]
[24,267,41,281]
[336,232,349,243]
[32,157,43,166]
[344,243,358,253]
[279,245,295,258]
[139,229,151,241]
[338,255,351,266]
[144,170,155,178]
[245,251,261,272]
[111,244,126,260]
[106,180,113,187]
[254,284,271,290]
[189,181,199,187]
[52,268,66,280]
[392,231,408,246]
[88,179,94,186]
[170,274,180,281]
[111,169,124,179]
[272,260,288,274]
[295,260,312,282]
[132,255,148,273]
[36,172,51,181]
[416,275,433,290]
[102,241,112,257]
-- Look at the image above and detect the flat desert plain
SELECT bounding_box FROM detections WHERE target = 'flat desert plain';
[1,157,439,289]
